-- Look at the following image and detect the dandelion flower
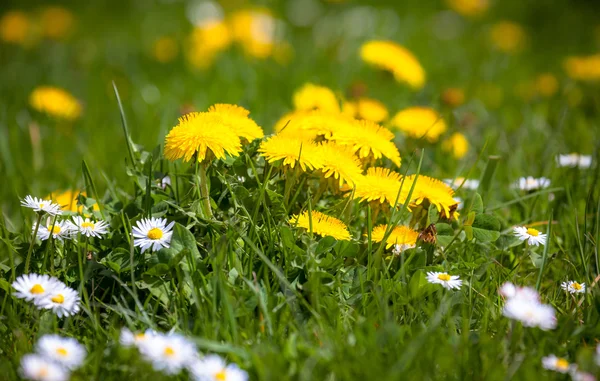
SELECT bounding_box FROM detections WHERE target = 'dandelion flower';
[35,282,80,318]
[556,154,592,169]
[12,274,58,302]
[49,190,99,213]
[138,333,197,375]
[20,354,69,381]
[541,355,571,374]
[561,281,585,294]
[315,142,363,187]
[293,83,340,113]
[278,110,354,140]
[502,296,556,330]
[120,328,158,348]
[0,11,31,45]
[360,40,425,90]
[390,107,447,143]
[490,21,526,54]
[36,335,86,370]
[370,225,419,249]
[164,112,242,163]
[443,177,479,191]
[29,87,82,121]
[352,167,410,206]
[512,176,550,191]
[229,9,277,59]
[441,88,466,107]
[342,98,389,123]
[426,272,462,290]
[564,54,600,82]
[40,6,75,40]
[291,210,351,241]
[445,0,489,17]
[409,175,459,218]
[21,196,62,216]
[258,135,324,171]
[35,218,74,242]
[535,73,559,98]
[187,20,231,69]
[69,216,109,238]
[442,132,469,159]
[132,217,175,253]
[207,104,264,142]
[513,226,547,246]
[189,354,249,381]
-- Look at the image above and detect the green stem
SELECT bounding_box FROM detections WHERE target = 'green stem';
[535,210,553,291]
[78,235,92,312]
[197,161,213,219]
[25,213,44,274]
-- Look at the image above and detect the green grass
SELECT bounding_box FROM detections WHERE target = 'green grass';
[1,0,600,380]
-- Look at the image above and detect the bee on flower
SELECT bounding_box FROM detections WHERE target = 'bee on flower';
[69,216,109,238]
[20,353,69,381]
[35,335,86,370]
[561,281,585,294]
[189,354,249,381]
[513,226,547,246]
[541,355,572,374]
[137,333,197,375]
[426,272,462,290]
[21,195,62,216]
[132,217,175,253]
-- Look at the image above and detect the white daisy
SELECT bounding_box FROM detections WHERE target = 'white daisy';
[561,280,586,294]
[69,216,109,238]
[498,282,539,302]
[35,218,74,242]
[20,195,62,216]
[20,353,69,381]
[392,243,416,256]
[35,282,80,318]
[513,226,547,246]
[443,177,480,191]
[502,297,556,330]
[556,154,592,169]
[426,272,462,290]
[572,370,596,381]
[159,176,171,190]
[512,176,550,191]
[36,335,86,370]
[12,274,58,302]
[119,328,158,348]
[189,354,249,381]
[541,354,571,373]
[132,217,175,253]
[137,333,197,375]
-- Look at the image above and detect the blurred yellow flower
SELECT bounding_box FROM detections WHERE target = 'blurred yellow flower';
[490,21,526,54]
[164,112,242,163]
[390,107,446,143]
[229,9,277,59]
[446,0,489,17]
[564,54,600,81]
[291,210,350,240]
[343,98,389,123]
[207,104,264,142]
[187,20,231,69]
[277,110,354,140]
[329,120,401,166]
[49,190,99,213]
[535,73,559,97]
[0,11,31,45]
[360,40,425,90]
[442,132,469,159]
[441,88,465,108]
[152,36,179,63]
[315,142,363,187]
[370,225,419,249]
[258,135,323,171]
[274,111,320,141]
[40,6,75,40]
[293,83,340,113]
[29,86,82,121]
[408,175,459,218]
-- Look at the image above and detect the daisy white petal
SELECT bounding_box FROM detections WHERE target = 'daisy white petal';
[137,333,197,375]
[36,335,86,370]
[512,226,547,246]
[556,154,592,169]
[119,328,158,348]
[443,177,480,191]
[503,297,556,330]
[20,354,69,381]
[21,195,62,216]
[132,217,175,253]
[561,280,586,294]
[69,216,109,238]
[12,274,59,302]
[512,176,550,191]
[426,271,462,290]
[35,283,80,318]
[189,354,249,381]
[541,354,571,373]
[35,218,75,242]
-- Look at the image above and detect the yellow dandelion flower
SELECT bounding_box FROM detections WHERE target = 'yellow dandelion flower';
[40,6,75,40]
[207,104,264,141]
[353,167,411,205]
[315,142,363,187]
[408,175,458,218]
[48,190,99,213]
[442,132,469,159]
[164,112,242,163]
[490,21,526,54]
[187,20,231,69]
[360,40,425,90]
[534,73,558,97]
[441,88,465,107]
[390,107,446,143]
[277,110,354,139]
[370,225,419,249]
[293,83,340,113]
[328,119,401,166]
[152,36,179,63]
[274,111,320,141]
[564,54,600,82]
[229,9,276,59]
[29,86,82,121]
[258,135,323,171]
[0,11,31,45]
[343,98,389,123]
[445,0,489,17]
[291,210,351,240]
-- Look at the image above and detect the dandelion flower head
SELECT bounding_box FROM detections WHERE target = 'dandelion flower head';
[258,134,324,171]
[370,225,419,249]
[342,97,389,123]
[293,83,340,113]
[207,104,264,141]
[360,40,425,89]
[442,132,469,159]
[315,142,363,187]
[291,210,351,241]
[29,86,82,121]
[390,107,447,143]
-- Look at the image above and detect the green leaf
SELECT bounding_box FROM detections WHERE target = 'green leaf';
[472,214,501,231]
[471,193,483,214]
[472,228,500,242]
[315,236,337,255]
[169,223,201,260]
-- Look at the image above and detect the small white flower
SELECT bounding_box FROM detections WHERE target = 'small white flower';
[426,272,462,290]
[132,217,175,253]
[20,353,69,381]
[35,282,80,318]
[189,354,249,381]
[35,218,74,242]
[159,176,171,190]
[443,177,480,191]
[561,280,586,294]
[119,328,157,348]
[513,226,547,246]
[392,243,415,256]
[69,216,109,238]
[541,354,571,373]
[137,333,197,375]
[12,274,58,302]
[21,196,62,216]
[512,176,551,191]
[556,154,592,169]
[36,335,86,370]
[572,370,596,381]
[499,282,539,302]
[503,297,556,330]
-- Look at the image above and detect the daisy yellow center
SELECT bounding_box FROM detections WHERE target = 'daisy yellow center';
[135,333,145,340]
[30,284,45,294]
[163,346,175,357]
[81,222,95,229]
[56,347,68,356]
[215,370,227,381]
[50,225,61,234]
[51,294,65,304]
[437,274,451,282]
[147,228,163,240]
[556,358,569,370]
[39,203,45,208]
[36,367,49,377]
[572,282,582,290]
[526,228,539,236]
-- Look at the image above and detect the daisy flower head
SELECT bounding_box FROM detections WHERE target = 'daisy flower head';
[513,226,547,246]
[502,297,556,330]
[36,335,86,370]
[572,371,596,381]
[138,333,197,375]
[29,86,82,121]
[69,216,109,238]
[20,354,69,381]
[293,83,340,113]
[35,282,80,318]
[426,272,462,290]
[370,225,419,249]
[290,210,351,241]
[12,274,58,303]
[21,196,62,216]
[443,177,480,191]
[360,40,425,89]
[390,107,447,143]
[189,354,249,381]
[512,176,550,191]
[541,355,571,374]
[556,154,592,169]
[35,218,74,242]
[499,282,539,302]
[132,217,175,253]
[561,281,585,294]
[120,328,158,348]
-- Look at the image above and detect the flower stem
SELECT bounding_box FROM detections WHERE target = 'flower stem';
[25,213,43,274]
[197,161,213,219]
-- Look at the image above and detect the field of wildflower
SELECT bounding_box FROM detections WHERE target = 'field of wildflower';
[1,0,600,380]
